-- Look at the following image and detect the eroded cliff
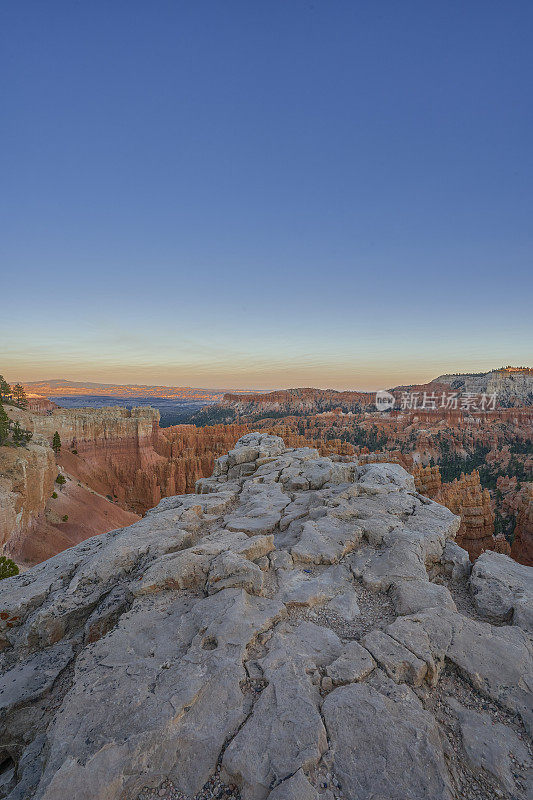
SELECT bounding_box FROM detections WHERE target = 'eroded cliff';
[4,404,530,569]
[0,434,531,800]
[1,408,141,566]
[433,367,533,406]
[0,439,56,552]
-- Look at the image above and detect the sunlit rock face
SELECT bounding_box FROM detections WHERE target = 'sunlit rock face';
[433,367,533,406]
[26,406,252,516]
[435,469,510,559]
[0,439,56,550]
[27,406,164,513]
[0,434,531,800]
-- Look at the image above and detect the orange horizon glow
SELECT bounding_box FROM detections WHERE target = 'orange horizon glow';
[5,360,529,395]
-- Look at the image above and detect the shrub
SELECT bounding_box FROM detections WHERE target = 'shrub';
[62,515,69,522]
[72,449,78,455]
[0,556,19,580]
[51,491,58,499]
[56,474,67,488]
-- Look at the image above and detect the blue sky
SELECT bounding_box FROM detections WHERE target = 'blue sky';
[1,1,532,389]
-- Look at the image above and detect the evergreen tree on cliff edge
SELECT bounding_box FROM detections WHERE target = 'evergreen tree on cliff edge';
[52,431,61,455]
[0,375,11,401]
[0,402,9,445]
[12,383,28,408]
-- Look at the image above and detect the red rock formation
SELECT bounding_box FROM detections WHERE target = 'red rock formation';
[26,395,58,413]
[223,388,375,415]
[156,424,252,496]
[413,464,442,499]
[511,484,533,566]
[24,406,165,514]
[1,406,141,566]
[436,471,510,559]
[11,480,139,566]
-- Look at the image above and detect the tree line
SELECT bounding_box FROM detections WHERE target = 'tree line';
[0,375,28,408]
[0,374,32,447]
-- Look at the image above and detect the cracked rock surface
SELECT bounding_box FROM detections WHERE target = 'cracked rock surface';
[0,433,531,800]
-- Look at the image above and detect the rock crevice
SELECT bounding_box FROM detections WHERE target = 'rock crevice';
[0,433,531,800]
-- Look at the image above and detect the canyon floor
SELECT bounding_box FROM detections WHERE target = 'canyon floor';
[0,434,531,800]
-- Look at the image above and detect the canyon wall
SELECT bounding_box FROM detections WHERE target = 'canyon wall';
[222,387,375,415]
[22,406,163,514]
[27,405,160,449]
[0,438,56,552]
[2,400,530,568]
[1,411,253,566]
[1,408,141,566]
[433,367,533,406]
[25,410,251,517]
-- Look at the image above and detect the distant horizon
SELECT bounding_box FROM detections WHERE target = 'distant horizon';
[9,365,530,396]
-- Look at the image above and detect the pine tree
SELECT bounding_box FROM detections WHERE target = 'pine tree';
[52,431,61,455]
[0,375,11,401]
[12,383,28,408]
[0,402,9,445]
[0,556,19,580]
[11,421,32,447]
[56,473,67,490]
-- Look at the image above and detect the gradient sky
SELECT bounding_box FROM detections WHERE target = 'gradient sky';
[1,1,532,390]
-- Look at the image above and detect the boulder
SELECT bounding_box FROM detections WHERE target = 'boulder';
[448,698,530,794]
[470,550,533,630]
[322,678,453,800]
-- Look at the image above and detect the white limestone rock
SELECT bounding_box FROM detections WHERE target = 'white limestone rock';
[322,677,453,800]
[389,579,457,615]
[363,629,427,686]
[448,698,530,795]
[267,769,318,800]
[221,622,341,800]
[441,540,471,580]
[0,434,530,800]
[326,641,375,685]
[470,550,533,630]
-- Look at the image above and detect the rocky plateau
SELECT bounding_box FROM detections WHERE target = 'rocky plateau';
[0,434,531,800]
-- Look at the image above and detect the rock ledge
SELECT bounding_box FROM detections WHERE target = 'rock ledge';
[0,434,531,800]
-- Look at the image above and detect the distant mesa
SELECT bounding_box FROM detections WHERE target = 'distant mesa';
[429,367,533,406]
[23,379,229,402]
